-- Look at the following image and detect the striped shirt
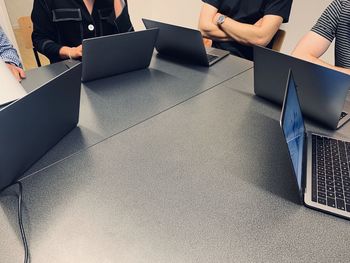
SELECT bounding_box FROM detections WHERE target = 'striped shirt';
[311,0,350,69]
[0,27,22,68]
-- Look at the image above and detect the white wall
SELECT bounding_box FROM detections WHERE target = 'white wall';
[4,0,33,29]
[130,0,202,29]
[4,0,334,63]
[0,0,19,50]
[128,0,155,30]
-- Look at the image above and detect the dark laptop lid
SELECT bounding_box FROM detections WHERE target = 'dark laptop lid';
[280,70,306,201]
[142,18,209,66]
[82,29,159,82]
[0,63,82,191]
[254,46,350,129]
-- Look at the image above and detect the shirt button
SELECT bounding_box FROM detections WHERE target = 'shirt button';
[88,24,95,31]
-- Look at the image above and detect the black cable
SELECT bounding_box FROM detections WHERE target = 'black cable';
[15,181,29,263]
[1,181,29,262]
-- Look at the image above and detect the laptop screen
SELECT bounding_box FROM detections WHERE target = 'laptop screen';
[281,71,306,192]
[0,60,27,107]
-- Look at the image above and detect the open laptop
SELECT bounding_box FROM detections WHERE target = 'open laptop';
[0,63,82,191]
[82,28,159,82]
[280,69,350,220]
[142,18,229,66]
[0,60,27,107]
[254,45,350,130]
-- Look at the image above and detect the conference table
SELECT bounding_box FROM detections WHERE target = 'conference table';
[1,53,350,263]
[21,54,252,176]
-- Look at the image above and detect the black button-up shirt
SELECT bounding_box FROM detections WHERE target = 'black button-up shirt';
[32,0,134,63]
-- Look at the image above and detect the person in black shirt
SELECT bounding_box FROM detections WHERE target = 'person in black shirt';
[198,0,293,61]
[31,0,134,63]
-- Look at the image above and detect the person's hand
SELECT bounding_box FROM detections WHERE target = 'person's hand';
[59,45,83,60]
[6,63,26,82]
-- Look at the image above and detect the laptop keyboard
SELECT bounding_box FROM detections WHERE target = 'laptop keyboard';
[312,134,350,212]
[207,54,219,63]
[340,112,348,121]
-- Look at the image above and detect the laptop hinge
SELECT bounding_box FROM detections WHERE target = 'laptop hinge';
[301,132,309,203]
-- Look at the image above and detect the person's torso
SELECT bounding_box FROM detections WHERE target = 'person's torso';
[213,0,271,60]
[47,0,117,47]
[216,0,268,24]
[335,0,350,68]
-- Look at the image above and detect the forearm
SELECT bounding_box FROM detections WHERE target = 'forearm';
[291,32,350,74]
[220,18,273,46]
[59,46,72,59]
[198,3,231,41]
[0,50,22,68]
[58,45,82,60]
[0,48,22,68]
[0,31,22,67]
[199,20,231,41]
[318,60,350,75]
[32,34,62,61]
[293,51,350,75]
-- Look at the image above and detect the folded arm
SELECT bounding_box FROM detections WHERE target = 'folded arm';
[198,3,231,41]
[219,14,283,46]
[198,3,282,46]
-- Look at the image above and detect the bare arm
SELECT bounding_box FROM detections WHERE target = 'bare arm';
[198,3,231,41]
[292,31,350,75]
[218,14,283,46]
[199,2,282,46]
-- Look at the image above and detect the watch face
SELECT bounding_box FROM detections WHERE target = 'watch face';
[218,15,225,25]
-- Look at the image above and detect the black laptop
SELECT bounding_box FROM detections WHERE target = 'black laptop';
[0,63,82,191]
[82,29,159,82]
[254,45,350,130]
[142,18,229,66]
[280,69,350,220]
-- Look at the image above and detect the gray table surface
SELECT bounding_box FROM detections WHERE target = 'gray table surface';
[21,54,252,176]
[1,68,349,263]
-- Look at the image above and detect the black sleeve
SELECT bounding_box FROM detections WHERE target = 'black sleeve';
[108,0,134,33]
[201,0,221,9]
[264,0,293,23]
[31,0,62,62]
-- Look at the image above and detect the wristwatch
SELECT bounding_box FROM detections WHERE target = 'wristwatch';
[217,14,226,25]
